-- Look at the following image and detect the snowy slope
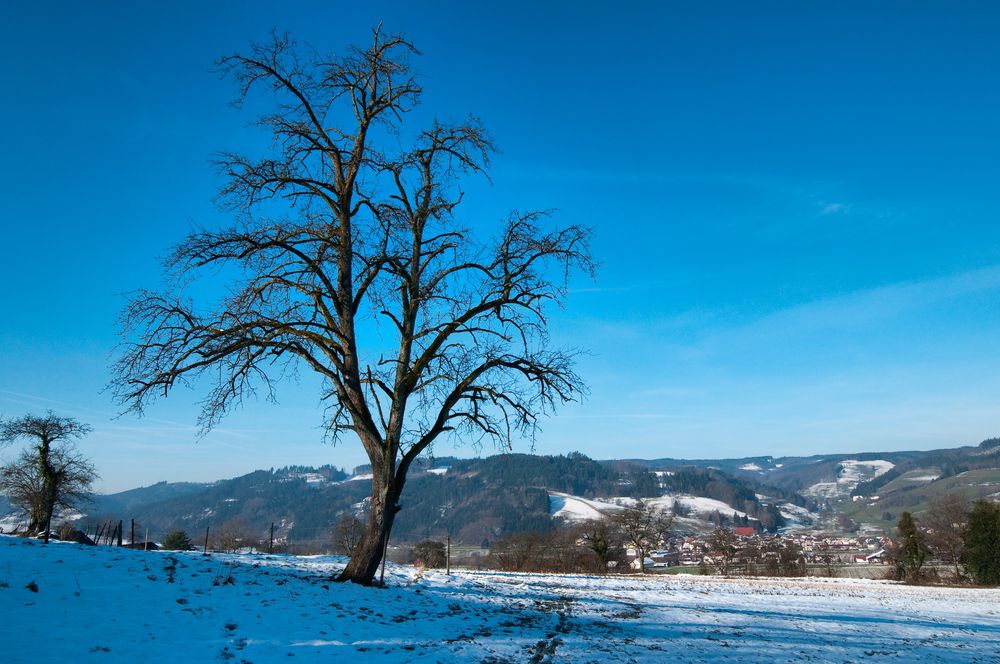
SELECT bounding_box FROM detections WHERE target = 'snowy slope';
[549,491,754,525]
[1,536,998,662]
[649,493,754,519]
[805,459,895,498]
[549,492,625,521]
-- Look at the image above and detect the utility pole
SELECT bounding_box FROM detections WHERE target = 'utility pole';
[204,526,210,554]
[269,522,274,554]
[446,534,451,575]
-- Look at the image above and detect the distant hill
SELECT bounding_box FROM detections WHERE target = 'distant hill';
[630,440,1000,531]
[57,454,802,547]
[91,480,211,516]
[8,440,996,548]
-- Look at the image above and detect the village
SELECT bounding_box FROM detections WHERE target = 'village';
[635,530,889,575]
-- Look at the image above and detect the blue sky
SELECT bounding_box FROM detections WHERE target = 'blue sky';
[2,2,999,491]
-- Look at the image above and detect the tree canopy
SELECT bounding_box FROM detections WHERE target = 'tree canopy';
[111,28,592,584]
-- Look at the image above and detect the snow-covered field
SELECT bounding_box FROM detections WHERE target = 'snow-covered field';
[549,491,756,525]
[1,535,998,662]
[805,459,896,499]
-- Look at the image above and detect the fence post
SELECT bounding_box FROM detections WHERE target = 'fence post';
[204,526,210,554]
[447,534,451,575]
[131,519,135,547]
[117,520,123,547]
[144,527,149,552]
[269,522,274,554]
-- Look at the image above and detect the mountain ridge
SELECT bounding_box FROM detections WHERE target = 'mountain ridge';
[6,440,998,548]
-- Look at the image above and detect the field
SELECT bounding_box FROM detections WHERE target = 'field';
[1,535,998,662]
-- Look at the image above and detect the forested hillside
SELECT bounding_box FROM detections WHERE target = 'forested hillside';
[10,440,995,548]
[62,454,798,548]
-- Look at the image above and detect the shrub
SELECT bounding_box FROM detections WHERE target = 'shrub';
[162,530,193,551]
[411,540,446,568]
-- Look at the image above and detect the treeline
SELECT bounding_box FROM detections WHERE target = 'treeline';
[488,500,673,574]
[80,453,813,548]
[888,496,1000,586]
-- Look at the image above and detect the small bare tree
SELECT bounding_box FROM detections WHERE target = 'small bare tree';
[332,514,364,557]
[578,518,626,573]
[214,518,253,553]
[922,493,969,581]
[111,29,592,585]
[707,528,739,576]
[0,412,97,542]
[612,501,673,573]
[410,539,446,568]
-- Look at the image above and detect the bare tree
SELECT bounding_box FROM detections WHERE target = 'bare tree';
[922,493,969,581]
[612,501,673,573]
[410,539,446,568]
[490,531,553,572]
[214,518,253,553]
[332,514,364,557]
[707,528,739,576]
[578,518,626,573]
[0,412,97,542]
[110,29,592,585]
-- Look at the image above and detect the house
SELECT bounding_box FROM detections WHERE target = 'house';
[865,549,885,564]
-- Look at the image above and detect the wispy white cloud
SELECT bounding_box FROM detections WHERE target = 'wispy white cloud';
[819,201,851,215]
[722,263,1000,338]
[559,412,692,420]
[577,263,1000,352]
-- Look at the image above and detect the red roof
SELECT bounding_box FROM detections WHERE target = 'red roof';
[734,527,756,537]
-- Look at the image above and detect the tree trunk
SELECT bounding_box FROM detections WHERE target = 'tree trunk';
[337,462,403,585]
[38,438,56,544]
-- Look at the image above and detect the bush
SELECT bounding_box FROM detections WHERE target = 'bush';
[411,540,446,568]
[892,512,928,583]
[162,530,193,551]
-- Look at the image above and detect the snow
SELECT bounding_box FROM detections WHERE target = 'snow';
[549,492,625,522]
[0,514,26,533]
[651,494,754,520]
[805,459,895,498]
[298,473,327,484]
[346,473,373,482]
[840,459,895,481]
[550,492,753,524]
[739,463,762,471]
[776,502,817,528]
[426,467,449,476]
[1,535,998,662]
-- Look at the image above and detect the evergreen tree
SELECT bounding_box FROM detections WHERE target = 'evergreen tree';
[895,512,928,583]
[962,500,1000,586]
[162,530,193,551]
